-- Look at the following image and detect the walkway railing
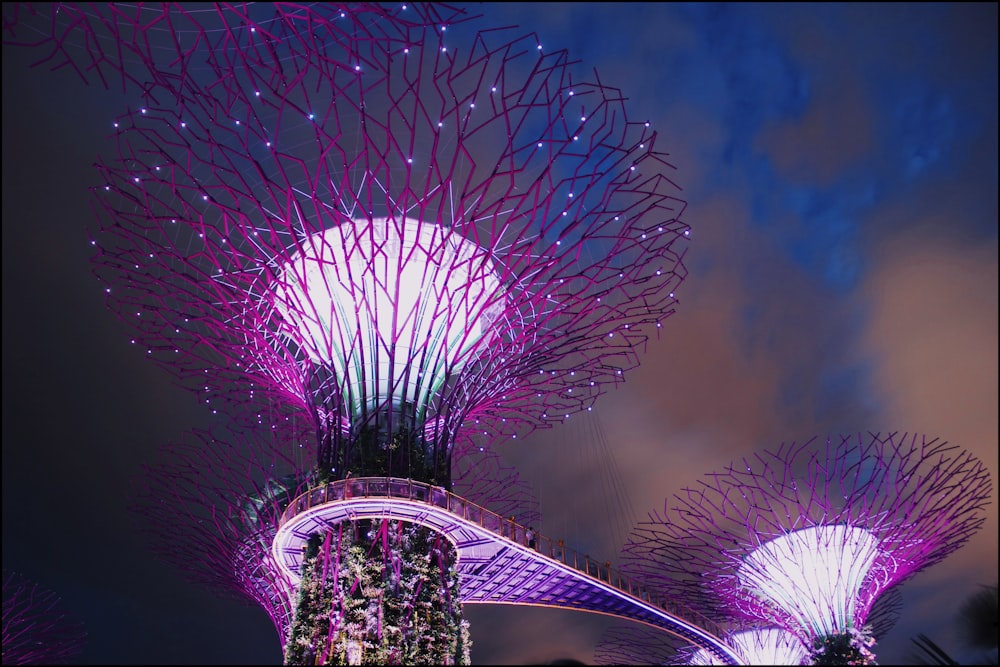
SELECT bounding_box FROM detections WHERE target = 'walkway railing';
[278,476,730,645]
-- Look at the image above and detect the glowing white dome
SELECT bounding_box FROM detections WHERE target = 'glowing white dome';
[737,524,881,638]
[272,217,503,417]
[687,627,808,665]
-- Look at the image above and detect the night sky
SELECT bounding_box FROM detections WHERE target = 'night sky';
[2,3,997,665]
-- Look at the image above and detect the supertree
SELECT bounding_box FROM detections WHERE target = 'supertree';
[620,432,992,665]
[5,3,688,663]
[2,571,86,665]
[592,589,903,665]
[133,420,540,662]
[594,623,808,666]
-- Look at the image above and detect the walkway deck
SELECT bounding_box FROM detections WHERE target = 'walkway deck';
[273,477,739,664]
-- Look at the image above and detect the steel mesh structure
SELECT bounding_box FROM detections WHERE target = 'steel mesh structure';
[620,432,992,663]
[5,3,691,663]
[4,2,688,484]
[2,571,87,665]
[132,423,311,642]
[593,589,902,665]
[595,623,808,666]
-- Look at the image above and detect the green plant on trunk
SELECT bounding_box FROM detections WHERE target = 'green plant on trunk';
[283,520,470,665]
[809,626,877,666]
[318,424,450,487]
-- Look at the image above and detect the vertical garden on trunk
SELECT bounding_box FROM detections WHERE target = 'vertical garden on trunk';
[285,520,470,665]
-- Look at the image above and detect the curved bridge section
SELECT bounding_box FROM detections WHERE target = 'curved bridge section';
[273,477,739,664]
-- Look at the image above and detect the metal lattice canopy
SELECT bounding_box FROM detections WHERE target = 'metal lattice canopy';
[620,432,992,644]
[593,589,901,665]
[595,622,809,666]
[4,3,689,473]
[2,571,87,666]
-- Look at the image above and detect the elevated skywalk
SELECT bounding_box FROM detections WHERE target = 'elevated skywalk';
[273,477,739,665]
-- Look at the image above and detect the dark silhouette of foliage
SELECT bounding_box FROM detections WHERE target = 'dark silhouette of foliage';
[911,633,960,666]
[956,583,998,657]
[910,584,999,665]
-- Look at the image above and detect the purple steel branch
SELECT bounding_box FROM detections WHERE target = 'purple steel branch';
[596,623,809,666]
[592,588,902,665]
[621,432,992,644]
[132,424,542,644]
[593,624,680,666]
[2,571,86,665]
[865,586,903,641]
[132,424,310,640]
[451,435,542,526]
[4,3,688,467]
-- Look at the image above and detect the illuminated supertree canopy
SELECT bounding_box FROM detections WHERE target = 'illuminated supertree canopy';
[594,588,902,665]
[4,2,688,485]
[687,628,810,666]
[594,623,808,666]
[2,571,87,665]
[5,3,689,663]
[620,432,992,665]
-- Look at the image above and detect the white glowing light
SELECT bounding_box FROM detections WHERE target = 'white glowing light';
[737,525,880,638]
[272,217,504,416]
[687,627,807,665]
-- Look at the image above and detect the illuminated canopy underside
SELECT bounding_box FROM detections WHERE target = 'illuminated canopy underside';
[688,627,808,666]
[737,524,880,638]
[6,3,694,447]
[272,217,504,418]
[620,434,992,663]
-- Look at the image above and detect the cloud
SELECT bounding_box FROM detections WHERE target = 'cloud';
[859,225,998,663]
